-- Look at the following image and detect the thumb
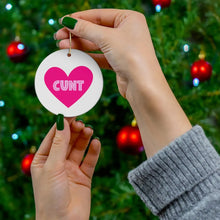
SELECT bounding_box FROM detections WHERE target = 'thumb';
[46,115,70,167]
[61,16,110,48]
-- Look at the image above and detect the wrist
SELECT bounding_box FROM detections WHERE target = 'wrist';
[126,56,165,108]
[126,61,192,158]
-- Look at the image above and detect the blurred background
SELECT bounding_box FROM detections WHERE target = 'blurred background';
[0,0,220,219]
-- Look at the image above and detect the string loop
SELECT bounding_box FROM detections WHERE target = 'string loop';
[67,32,71,57]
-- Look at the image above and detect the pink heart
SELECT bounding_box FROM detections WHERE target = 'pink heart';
[44,66,93,108]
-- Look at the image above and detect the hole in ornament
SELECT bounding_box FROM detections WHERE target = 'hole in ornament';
[67,53,71,57]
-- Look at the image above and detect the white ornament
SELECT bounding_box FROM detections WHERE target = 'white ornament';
[35,49,103,117]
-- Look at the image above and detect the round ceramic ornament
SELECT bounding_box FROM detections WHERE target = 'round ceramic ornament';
[35,49,103,117]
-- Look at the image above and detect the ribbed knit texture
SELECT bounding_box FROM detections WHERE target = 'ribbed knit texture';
[128,125,220,220]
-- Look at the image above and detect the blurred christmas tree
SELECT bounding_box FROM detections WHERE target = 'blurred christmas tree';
[0,0,220,219]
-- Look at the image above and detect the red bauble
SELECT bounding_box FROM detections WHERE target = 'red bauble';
[21,154,35,176]
[116,125,144,155]
[6,41,28,62]
[191,60,212,82]
[152,0,171,8]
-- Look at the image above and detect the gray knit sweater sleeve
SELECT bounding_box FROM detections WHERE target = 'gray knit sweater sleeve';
[128,125,220,220]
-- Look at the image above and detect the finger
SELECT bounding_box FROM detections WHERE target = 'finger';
[66,120,85,158]
[58,38,99,51]
[60,16,110,48]
[31,124,56,173]
[54,27,69,40]
[34,124,56,157]
[46,119,71,166]
[80,138,101,179]
[57,9,129,41]
[69,9,127,27]
[88,53,112,70]
[59,9,133,49]
[57,37,111,69]
[68,127,93,165]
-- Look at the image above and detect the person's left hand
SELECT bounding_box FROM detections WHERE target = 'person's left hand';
[31,117,101,220]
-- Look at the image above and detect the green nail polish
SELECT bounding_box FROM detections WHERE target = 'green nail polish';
[86,124,93,129]
[53,32,57,40]
[57,114,64,130]
[76,118,84,123]
[94,136,100,141]
[62,17,77,29]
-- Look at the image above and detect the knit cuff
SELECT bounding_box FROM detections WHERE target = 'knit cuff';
[128,125,220,217]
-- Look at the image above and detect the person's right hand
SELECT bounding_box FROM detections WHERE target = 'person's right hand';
[55,9,162,99]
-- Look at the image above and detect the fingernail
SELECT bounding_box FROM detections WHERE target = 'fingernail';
[94,136,100,141]
[58,18,62,24]
[76,118,84,123]
[62,17,77,29]
[86,124,93,130]
[56,41,60,47]
[57,114,64,130]
[53,32,57,40]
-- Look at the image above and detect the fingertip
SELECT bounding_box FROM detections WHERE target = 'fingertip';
[75,118,84,123]
[58,39,68,49]
[75,120,85,127]
[56,114,64,130]
[61,16,78,30]
[58,15,75,25]
[56,40,60,48]
[56,115,69,130]
[90,138,101,153]
[56,117,70,136]
[54,28,69,40]
[53,32,57,40]
[93,136,100,142]
[79,136,101,178]
[58,17,63,25]
[84,126,94,136]
[86,124,93,130]
[70,119,85,132]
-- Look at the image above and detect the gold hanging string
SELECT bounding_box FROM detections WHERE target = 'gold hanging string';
[67,32,71,57]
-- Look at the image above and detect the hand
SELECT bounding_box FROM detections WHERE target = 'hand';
[55,9,160,98]
[55,9,191,158]
[31,117,101,220]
